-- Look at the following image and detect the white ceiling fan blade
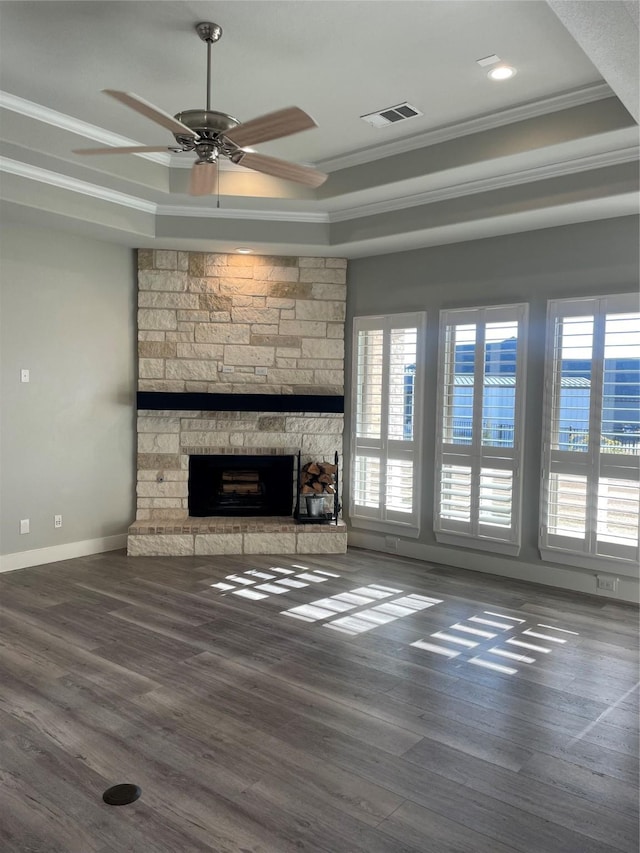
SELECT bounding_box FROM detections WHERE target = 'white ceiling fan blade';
[73,146,171,155]
[235,152,327,188]
[103,90,198,138]
[224,107,316,148]
[189,161,218,196]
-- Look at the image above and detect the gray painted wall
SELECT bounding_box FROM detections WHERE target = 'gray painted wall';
[0,221,136,558]
[346,215,640,591]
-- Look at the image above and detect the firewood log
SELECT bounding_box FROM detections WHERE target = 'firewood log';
[221,484,259,494]
[319,462,338,475]
[318,473,333,484]
[325,485,335,494]
[307,462,321,475]
[301,485,314,494]
[311,481,324,493]
[222,471,259,482]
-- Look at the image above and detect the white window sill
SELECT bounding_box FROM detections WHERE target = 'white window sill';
[350,516,420,539]
[539,547,640,578]
[435,531,521,557]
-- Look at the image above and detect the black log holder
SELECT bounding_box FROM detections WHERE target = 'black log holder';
[294,451,341,525]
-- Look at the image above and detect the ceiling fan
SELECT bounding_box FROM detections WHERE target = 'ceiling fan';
[73,22,328,194]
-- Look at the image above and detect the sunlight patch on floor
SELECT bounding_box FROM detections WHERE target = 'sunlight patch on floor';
[410,610,579,674]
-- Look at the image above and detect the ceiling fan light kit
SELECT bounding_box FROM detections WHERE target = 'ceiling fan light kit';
[73,22,327,194]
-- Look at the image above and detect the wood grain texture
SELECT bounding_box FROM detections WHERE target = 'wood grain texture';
[0,547,637,852]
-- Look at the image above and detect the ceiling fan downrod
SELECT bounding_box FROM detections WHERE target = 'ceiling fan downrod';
[195,22,222,113]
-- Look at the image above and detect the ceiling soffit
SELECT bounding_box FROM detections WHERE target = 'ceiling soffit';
[1,85,637,257]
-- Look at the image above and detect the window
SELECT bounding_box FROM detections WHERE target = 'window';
[540,295,639,571]
[434,304,528,555]
[350,313,425,536]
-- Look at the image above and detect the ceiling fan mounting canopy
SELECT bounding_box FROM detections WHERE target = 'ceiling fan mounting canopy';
[72,21,327,193]
[195,21,222,44]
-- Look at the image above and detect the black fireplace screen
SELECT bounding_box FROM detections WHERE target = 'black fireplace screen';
[188,454,295,517]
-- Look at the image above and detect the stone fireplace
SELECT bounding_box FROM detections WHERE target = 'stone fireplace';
[127,249,347,556]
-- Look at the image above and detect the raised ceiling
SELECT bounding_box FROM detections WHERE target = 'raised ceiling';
[0,0,638,257]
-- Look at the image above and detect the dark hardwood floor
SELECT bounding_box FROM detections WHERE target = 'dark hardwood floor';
[0,547,638,853]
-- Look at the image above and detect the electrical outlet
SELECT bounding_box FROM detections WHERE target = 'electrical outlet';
[20,518,30,534]
[255,366,268,376]
[20,368,30,383]
[596,575,618,593]
[385,536,399,552]
[221,365,234,373]
[54,514,63,528]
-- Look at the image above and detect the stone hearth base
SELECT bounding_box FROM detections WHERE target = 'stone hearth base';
[127,517,347,556]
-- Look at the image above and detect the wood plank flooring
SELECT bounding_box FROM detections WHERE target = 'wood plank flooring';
[0,547,637,853]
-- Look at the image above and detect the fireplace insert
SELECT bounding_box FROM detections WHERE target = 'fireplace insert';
[188,454,295,517]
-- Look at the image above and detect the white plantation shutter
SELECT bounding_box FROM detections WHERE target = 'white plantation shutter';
[540,295,640,571]
[351,313,425,536]
[434,304,528,555]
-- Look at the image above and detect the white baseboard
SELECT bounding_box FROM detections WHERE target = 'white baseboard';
[0,534,127,573]
[347,529,639,604]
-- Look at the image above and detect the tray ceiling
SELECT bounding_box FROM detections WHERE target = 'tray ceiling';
[0,0,638,257]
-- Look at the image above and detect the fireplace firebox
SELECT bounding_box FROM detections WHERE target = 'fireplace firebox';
[188,454,295,517]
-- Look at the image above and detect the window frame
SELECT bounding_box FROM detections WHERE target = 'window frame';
[350,312,426,538]
[433,303,528,556]
[539,293,639,575]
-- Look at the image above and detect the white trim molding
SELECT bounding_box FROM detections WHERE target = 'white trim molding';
[0,157,158,213]
[0,534,127,573]
[156,204,329,223]
[0,90,170,165]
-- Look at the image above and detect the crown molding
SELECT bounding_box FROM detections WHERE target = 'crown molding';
[4,142,634,228]
[328,145,640,222]
[318,82,615,172]
[156,204,328,223]
[0,91,170,166]
[0,157,157,214]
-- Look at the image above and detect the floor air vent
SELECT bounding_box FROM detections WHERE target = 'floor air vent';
[360,102,423,128]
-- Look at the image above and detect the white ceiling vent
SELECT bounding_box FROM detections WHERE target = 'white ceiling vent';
[360,102,423,128]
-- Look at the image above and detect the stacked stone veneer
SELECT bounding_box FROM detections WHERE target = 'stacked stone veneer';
[128,249,348,556]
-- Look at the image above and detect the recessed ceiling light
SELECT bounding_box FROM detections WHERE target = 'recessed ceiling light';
[488,65,517,81]
[235,247,253,254]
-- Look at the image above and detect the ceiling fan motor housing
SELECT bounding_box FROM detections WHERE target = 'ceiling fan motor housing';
[172,109,241,147]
